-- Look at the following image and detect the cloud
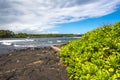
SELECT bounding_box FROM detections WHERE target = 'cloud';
[0,0,120,33]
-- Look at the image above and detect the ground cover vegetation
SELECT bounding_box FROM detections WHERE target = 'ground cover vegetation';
[59,22,120,80]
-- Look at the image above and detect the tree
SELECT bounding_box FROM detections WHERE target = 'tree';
[15,33,28,38]
[0,30,14,38]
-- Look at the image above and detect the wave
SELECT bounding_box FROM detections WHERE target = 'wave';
[0,39,34,46]
[57,40,61,43]
[13,44,36,48]
[0,39,34,43]
[1,42,13,46]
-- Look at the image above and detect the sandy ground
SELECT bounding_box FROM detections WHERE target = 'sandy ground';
[0,47,68,80]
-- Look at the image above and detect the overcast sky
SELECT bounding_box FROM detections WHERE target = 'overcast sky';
[0,0,120,33]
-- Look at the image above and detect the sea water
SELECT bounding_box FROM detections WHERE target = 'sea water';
[0,37,80,54]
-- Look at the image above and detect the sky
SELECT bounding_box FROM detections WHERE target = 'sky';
[0,0,120,34]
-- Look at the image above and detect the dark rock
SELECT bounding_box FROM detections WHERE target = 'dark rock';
[0,47,68,80]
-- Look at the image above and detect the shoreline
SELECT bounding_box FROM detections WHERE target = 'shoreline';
[0,43,64,54]
[0,46,68,80]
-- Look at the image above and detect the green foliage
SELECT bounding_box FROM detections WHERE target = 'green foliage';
[15,33,28,38]
[0,30,82,38]
[27,34,82,38]
[59,22,120,80]
[0,30,14,38]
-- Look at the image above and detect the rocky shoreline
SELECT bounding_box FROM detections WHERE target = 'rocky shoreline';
[0,47,68,80]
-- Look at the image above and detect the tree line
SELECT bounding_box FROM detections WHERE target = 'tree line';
[0,30,82,38]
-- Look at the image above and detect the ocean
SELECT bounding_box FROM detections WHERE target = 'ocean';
[0,37,80,54]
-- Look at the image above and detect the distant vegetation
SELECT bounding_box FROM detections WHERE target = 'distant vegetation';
[0,30,14,38]
[59,22,120,80]
[0,30,82,38]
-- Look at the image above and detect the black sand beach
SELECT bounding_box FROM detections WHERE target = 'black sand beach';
[0,47,68,80]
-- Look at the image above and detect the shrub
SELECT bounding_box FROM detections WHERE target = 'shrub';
[59,22,120,80]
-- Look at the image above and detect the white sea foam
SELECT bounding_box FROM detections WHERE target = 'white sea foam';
[14,44,35,47]
[0,39,34,46]
[25,39,34,41]
[57,40,61,43]
[13,44,21,47]
[0,39,34,43]
[2,42,13,46]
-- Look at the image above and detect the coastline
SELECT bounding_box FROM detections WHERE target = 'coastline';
[0,46,68,80]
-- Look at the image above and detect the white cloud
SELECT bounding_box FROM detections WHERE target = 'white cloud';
[0,0,120,33]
